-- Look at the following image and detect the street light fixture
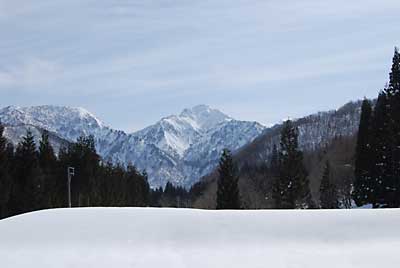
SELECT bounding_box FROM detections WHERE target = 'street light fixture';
[67,167,75,208]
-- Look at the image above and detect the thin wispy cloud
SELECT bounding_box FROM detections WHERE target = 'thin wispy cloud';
[0,0,399,131]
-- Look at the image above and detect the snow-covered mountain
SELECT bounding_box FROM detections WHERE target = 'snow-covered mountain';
[0,101,363,189]
[235,101,362,165]
[0,105,265,188]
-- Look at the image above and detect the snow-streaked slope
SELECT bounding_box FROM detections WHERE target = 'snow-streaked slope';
[3,125,70,154]
[236,101,362,165]
[182,120,265,185]
[0,105,264,188]
[0,105,126,158]
[132,105,233,157]
[0,208,399,268]
[0,105,105,141]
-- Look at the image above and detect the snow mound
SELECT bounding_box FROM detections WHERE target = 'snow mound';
[0,208,399,268]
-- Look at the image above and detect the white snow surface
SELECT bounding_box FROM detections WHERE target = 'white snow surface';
[0,208,399,268]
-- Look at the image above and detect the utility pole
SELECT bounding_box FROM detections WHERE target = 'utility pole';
[67,167,75,208]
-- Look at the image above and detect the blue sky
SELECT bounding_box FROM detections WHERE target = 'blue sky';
[1,0,400,132]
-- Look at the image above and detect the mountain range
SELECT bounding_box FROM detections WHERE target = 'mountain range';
[0,101,362,189]
[0,105,264,188]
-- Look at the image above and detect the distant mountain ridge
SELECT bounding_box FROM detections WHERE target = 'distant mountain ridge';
[0,105,265,188]
[236,101,362,165]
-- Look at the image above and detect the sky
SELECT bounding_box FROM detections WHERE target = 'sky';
[1,0,400,132]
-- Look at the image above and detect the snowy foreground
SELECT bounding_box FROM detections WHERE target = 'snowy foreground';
[1,208,399,268]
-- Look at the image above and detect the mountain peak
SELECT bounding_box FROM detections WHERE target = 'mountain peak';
[0,105,107,143]
[13,105,104,128]
[180,104,231,131]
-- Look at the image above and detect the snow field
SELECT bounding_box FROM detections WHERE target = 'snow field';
[0,208,399,268]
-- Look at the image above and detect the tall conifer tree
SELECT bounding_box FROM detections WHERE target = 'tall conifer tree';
[278,120,313,209]
[10,130,40,214]
[384,47,400,207]
[368,92,392,207]
[353,99,373,206]
[216,149,241,209]
[38,130,57,207]
[270,144,282,208]
[0,123,12,218]
[320,161,339,209]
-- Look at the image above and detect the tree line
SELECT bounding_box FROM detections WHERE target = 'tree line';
[353,48,400,208]
[215,119,339,209]
[0,128,194,219]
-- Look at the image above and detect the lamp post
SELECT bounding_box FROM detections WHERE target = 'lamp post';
[67,167,75,208]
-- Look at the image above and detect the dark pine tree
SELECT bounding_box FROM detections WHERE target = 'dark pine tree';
[353,98,373,206]
[0,123,12,218]
[277,120,313,209]
[96,162,127,207]
[369,92,392,208]
[38,130,58,208]
[270,144,282,208]
[384,47,400,207]
[320,161,339,209]
[125,165,150,207]
[9,130,40,215]
[161,181,176,207]
[56,146,70,207]
[216,149,241,209]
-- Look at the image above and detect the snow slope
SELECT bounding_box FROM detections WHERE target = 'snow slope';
[0,208,399,268]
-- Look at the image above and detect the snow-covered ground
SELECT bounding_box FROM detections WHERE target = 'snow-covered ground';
[0,208,399,268]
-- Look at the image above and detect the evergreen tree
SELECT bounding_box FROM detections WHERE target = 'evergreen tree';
[38,131,56,171]
[97,162,127,207]
[270,144,279,175]
[125,165,150,207]
[9,130,40,215]
[38,130,57,208]
[0,123,12,218]
[270,144,282,208]
[384,47,400,207]
[353,99,373,206]
[216,149,241,209]
[369,92,392,207]
[55,146,69,207]
[277,120,313,209]
[320,161,339,209]
[149,187,163,207]
[139,170,150,206]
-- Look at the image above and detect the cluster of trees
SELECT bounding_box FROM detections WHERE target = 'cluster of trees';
[152,182,191,208]
[0,127,193,219]
[215,120,339,209]
[353,48,400,208]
